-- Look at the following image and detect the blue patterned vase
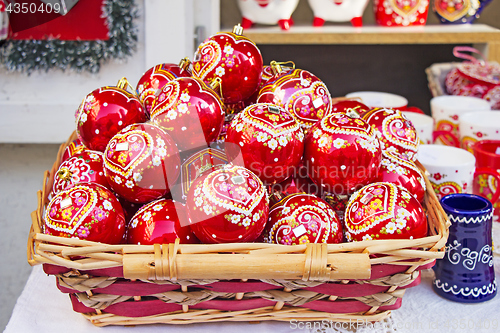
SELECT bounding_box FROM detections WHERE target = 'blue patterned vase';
[433,193,497,303]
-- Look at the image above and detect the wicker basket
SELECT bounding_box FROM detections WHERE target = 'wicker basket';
[425,61,500,97]
[27,132,450,327]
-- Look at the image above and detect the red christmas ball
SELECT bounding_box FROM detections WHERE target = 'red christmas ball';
[304,112,382,195]
[257,68,333,130]
[103,123,181,204]
[150,77,225,151]
[52,150,109,196]
[247,61,294,105]
[265,193,342,245]
[76,81,148,152]
[127,199,198,245]
[378,150,426,202]
[225,103,304,184]
[186,165,269,243]
[192,25,263,104]
[331,100,371,118]
[61,137,86,163]
[44,183,126,244]
[136,59,192,115]
[362,108,419,161]
[344,182,427,242]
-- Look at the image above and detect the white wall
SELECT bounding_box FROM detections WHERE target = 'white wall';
[0,0,220,144]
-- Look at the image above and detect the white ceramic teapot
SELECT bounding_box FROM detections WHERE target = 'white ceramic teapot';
[236,0,299,30]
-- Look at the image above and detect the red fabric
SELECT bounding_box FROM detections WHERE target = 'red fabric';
[7,0,108,40]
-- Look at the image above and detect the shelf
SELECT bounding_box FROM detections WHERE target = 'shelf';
[241,24,500,62]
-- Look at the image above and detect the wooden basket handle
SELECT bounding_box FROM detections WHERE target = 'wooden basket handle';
[122,241,371,281]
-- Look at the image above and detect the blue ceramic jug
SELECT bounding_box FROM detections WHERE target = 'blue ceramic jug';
[433,193,497,303]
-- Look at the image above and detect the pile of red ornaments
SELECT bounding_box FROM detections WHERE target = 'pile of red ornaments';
[43,25,428,247]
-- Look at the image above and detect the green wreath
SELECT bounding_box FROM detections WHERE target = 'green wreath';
[0,0,138,74]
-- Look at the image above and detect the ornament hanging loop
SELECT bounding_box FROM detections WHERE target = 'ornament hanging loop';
[232,24,244,36]
[57,167,73,182]
[116,77,137,96]
[270,60,295,76]
[210,77,224,101]
[178,57,192,72]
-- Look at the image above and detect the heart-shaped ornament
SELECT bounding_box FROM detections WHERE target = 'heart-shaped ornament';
[344,182,427,241]
[44,183,126,244]
[104,124,181,203]
[186,164,269,243]
[258,69,332,129]
[265,193,342,245]
[363,108,419,161]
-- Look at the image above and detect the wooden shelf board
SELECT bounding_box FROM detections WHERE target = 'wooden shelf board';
[235,24,500,45]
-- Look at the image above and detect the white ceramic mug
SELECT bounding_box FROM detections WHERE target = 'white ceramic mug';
[402,112,433,145]
[346,91,408,109]
[430,95,491,147]
[417,144,475,200]
[459,111,500,153]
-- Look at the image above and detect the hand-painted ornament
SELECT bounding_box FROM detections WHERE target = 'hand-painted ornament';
[136,58,192,115]
[186,165,269,243]
[127,199,198,245]
[192,24,263,104]
[150,77,224,151]
[344,182,427,241]
[331,99,371,118]
[362,108,419,161]
[237,0,299,30]
[257,66,333,130]
[52,150,109,196]
[225,103,305,184]
[44,183,126,244]
[76,78,148,152]
[179,147,229,202]
[433,0,490,24]
[61,137,86,163]
[378,150,426,202]
[103,123,181,204]
[374,0,429,27]
[265,193,343,245]
[304,112,382,195]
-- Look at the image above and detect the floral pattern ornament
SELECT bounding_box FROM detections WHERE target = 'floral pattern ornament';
[304,112,382,195]
[257,69,333,129]
[192,29,263,104]
[433,0,482,23]
[52,150,108,196]
[103,124,181,203]
[265,193,343,245]
[344,182,427,241]
[127,198,197,245]
[44,183,125,244]
[186,164,269,243]
[363,108,419,161]
[150,77,224,151]
[374,0,429,26]
[136,62,192,114]
[225,103,305,184]
[379,149,426,202]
